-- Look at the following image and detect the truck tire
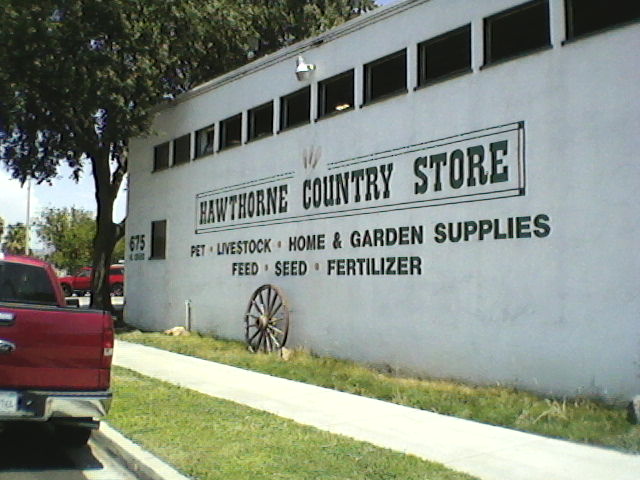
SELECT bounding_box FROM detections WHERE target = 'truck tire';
[110,283,124,297]
[54,424,92,447]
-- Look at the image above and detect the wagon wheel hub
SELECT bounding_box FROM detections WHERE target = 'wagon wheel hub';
[258,314,270,329]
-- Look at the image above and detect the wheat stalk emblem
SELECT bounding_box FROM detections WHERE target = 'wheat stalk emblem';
[303,146,321,171]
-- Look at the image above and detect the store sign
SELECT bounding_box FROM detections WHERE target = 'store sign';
[195,122,525,233]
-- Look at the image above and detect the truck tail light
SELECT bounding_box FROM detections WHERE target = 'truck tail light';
[99,314,114,389]
[102,314,114,364]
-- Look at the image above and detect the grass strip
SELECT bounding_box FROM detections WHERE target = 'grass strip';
[118,331,640,453]
[109,366,477,480]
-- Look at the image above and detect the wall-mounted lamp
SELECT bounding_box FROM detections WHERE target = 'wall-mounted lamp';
[295,55,316,81]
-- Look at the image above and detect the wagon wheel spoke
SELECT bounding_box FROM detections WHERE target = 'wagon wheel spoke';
[258,290,267,313]
[267,332,281,349]
[267,287,278,314]
[244,284,290,353]
[269,325,285,335]
[248,328,261,341]
[271,301,283,317]
[265,287,273,315]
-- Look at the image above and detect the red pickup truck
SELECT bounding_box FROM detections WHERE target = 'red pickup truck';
[59,264,125,297]
[0,253,114,446]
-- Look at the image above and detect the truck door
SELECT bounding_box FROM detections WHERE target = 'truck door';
[0,261,106,390]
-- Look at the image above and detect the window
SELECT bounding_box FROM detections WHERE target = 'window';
[418,25,471,86]
[280,87,311,130]
[195,124,215,158]
[219,114,242,150]
[363,49,407,104]
[318,69,354,119]
[566,0,640,40]
[109,266,124,275]
[248,101,274,141]
[150,220,167,260]
[0,262,57,305]
[173,134,191,166]
[153,142,170,171]
[484,0,550,65]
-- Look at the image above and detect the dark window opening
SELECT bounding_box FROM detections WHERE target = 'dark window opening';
[248,102,274,141]
[566,0,640,39]
[418,25,471,86]
[153,142,169,171]
[109,266,123,275]
[0,262,57,305]
[318,69,354,118]
[195,124,215,158]
[280,87,310,130]
[173,134,191,166]
[364,49,407,104]
[219,114,242,150]
[150,220,167,260]
[485,0,550,65]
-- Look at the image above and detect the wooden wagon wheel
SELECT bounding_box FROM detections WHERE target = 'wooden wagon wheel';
[244,284,290,353]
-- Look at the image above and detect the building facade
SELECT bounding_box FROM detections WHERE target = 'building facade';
[126,0,640,401]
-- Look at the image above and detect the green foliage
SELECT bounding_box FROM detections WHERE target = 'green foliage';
[1,223,28,254]
[245,0,376,60]
[0,217,4,241]
[112,237,125,263]
[119,332,640,453]
[0,0,375,308]
[0,0,376,182]
[36,207,95,273]
[111,366,476,480]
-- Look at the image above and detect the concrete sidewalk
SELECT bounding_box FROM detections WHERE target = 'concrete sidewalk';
[113,340,640,480]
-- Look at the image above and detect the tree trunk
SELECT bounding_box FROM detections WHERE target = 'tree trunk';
[89,147,125,313]
[91,211,116,312]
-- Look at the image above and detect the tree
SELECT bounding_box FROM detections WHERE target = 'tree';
[0,0,375,311]
[248,0,376,58]
[2,223,28,255]
[0,216,4,243]
[112,237,125,264]
[37,207,95,274]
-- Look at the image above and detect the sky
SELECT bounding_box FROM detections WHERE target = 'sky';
[0,0,396,236]
[0,165,126,233]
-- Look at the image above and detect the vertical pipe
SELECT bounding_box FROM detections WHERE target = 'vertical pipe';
[185,299,191,331]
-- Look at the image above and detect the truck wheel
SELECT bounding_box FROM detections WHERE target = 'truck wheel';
[110,283,124,296]
[54,425,92,447]
[61,284,73,297]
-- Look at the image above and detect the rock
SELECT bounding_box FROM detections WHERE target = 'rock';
[280,347,293,361]
[163,326,191,336]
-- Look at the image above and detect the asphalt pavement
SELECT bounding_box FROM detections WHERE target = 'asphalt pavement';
[112,340,640,480]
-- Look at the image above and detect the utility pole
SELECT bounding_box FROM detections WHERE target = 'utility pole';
[25,177,31,255]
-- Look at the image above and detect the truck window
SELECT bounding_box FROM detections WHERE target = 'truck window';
[0,262,58,305]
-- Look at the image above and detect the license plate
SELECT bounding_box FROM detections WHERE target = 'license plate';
[0,391,18,415]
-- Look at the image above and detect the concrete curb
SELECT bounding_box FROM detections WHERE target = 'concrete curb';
[93,423,191,480]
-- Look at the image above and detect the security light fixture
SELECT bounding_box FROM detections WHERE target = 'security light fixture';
[295,56,316,81]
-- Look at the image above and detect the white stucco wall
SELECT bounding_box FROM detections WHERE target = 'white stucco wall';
[126,0,640,401]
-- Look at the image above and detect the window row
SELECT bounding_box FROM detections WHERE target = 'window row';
[153,0,639,172]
